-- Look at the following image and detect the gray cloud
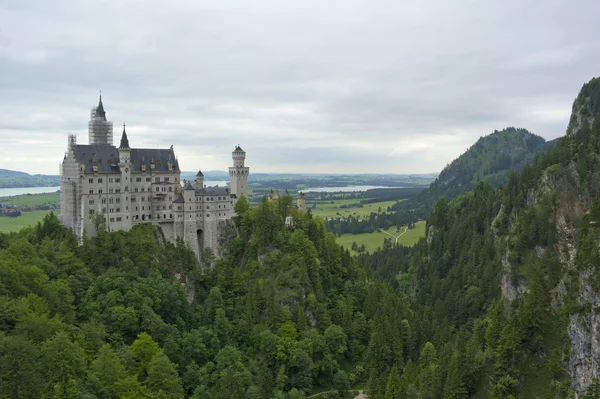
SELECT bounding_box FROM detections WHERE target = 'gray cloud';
[1,0,599,174]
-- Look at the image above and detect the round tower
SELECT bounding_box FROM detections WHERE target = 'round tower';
[228,145,249,201]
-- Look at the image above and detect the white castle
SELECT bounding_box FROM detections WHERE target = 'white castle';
[60,96,249,259]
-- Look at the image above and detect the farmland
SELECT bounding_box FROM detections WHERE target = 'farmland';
[336,221,426,253]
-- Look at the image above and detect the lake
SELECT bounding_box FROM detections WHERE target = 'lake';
[302,185,402,193]
[0,186,61,197]
[0,181,228,197]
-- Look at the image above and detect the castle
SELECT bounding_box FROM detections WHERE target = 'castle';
[60,96,249,259]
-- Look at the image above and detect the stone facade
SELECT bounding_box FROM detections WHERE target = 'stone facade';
[60,96,248,260]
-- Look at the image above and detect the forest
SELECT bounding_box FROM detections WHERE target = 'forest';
[2,77,600,399]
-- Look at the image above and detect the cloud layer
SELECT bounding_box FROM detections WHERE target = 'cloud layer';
[1,0,599,174]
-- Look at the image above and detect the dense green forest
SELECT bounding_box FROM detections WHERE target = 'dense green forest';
[2,77,600,399]
[0,169,60,188]
[359,77,600,398]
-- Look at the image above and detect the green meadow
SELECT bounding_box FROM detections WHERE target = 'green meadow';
[0,192,60,206]
[0,210,57,233]
[310,199,400,219]
[336,221,426,252]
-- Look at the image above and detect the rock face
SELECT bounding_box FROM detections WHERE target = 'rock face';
[569,270,600,396]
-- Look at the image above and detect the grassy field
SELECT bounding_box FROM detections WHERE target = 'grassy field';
[0,210,57,233]
[337,221,426,252]
[310,199,400,219]
[0,192,60,206]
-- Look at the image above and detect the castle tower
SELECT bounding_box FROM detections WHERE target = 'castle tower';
[297,192,306,210]
[194,170,204,189]
[228,145,249,200]
[89,94,114,145]
[118,124,132,231]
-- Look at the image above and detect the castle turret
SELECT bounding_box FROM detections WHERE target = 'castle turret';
[228,145,249,201]
[89,94,114,145]
[194,170,204,189]
[118,124,132,231]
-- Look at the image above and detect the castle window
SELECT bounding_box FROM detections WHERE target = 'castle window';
[141,187,145,192]
[169,205,172,210]
[206,206,209,209]
[131,196,136,201]
[89,199,94,205]
[109,188,113,194]
[148,215,151,219]
[109,198,114,204]
[98,189,102,194]
[89,189,93,194]
[142,206,145,210]
[116,198,120,204]
[136,177,142,182]
[125,168,129,173]
[116,188,120,193]
[126,206,128,210]
[135,188,138,192]
[164,177,169,182]
[89,178,93,184]
[170,214,172,218]
[146,177,151,182]
[98,178,103,183]
[110,218,114,222]
[163,214,166,219]
[169,187,172,192]
[102,208,106,213]
[141,197,145,202]
[136,215,139,220]
[110,208,113,213]
[116,217,122,222]
[155,177,160,182]
[125,186,128,192]
[207,214,210,217]
[109,178,114,183]
[156,187,160,192]
[116,207,120,212]
[115,178,120,183]
[89,209,95,215]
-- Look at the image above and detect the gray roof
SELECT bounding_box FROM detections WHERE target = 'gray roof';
[71,144,179,174]
[119,125,130,149]
[173,193,185,203]
[195,187,230,196]
[234,145,244,152]
[196,170,204,176]
[95,96,106,120]
[184,181,195,190]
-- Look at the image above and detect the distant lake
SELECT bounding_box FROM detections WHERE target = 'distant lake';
[204,180,229,187]
[302,185,401,193]
[0,181,229,198]
[0,186,60,197]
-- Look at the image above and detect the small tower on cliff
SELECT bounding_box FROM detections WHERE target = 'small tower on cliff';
[297,192,306,210]
[229,145,249,200]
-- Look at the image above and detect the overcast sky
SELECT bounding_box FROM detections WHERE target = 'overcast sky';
[1,0,599,175]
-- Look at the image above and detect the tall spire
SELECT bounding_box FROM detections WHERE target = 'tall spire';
[119,123,130,149]
[95,92,106,120]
